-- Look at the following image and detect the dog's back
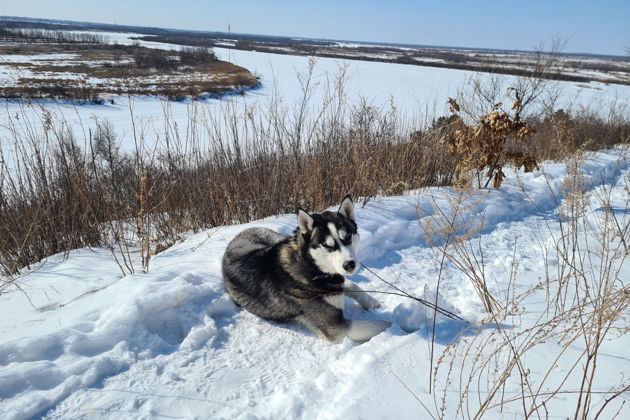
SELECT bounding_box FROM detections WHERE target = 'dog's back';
[222,227,302,322]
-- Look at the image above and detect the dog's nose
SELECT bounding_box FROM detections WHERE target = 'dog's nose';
[343,261,356,272]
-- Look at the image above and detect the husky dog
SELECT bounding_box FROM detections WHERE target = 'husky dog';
[222,195,390,342]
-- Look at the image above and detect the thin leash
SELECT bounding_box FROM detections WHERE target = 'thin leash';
[359,262,469,324]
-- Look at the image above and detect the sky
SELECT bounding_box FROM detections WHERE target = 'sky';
[1,0,629,56]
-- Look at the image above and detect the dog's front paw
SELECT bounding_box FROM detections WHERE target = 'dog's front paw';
[358,294,381,310]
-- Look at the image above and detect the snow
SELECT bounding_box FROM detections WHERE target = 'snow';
[0,53,84,87]
[1,148,629,419]
[0,54,79,64]
[2,39,630,166]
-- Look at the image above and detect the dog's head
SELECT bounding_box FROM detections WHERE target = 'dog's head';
[297,195,360,276]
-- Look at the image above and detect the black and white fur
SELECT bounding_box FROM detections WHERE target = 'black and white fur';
[222,195,390,342]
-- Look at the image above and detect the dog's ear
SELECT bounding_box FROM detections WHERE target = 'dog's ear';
[338,194,355,221]
[297,208,314,234]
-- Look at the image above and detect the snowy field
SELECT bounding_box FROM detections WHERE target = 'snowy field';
[1,148,629,419]
[2,32,630,163]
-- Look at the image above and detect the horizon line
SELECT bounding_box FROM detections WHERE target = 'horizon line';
[1,14,627,59]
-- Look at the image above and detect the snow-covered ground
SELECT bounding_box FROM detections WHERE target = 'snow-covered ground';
[1,149,628,419]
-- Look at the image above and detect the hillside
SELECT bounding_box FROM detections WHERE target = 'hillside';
[1,149,628,419]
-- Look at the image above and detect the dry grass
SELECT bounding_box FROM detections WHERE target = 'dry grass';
[0,63,454,275]
[383,56,630,417]
[403,71,630,417]
[421,150,630,419]
[1,61,628,276]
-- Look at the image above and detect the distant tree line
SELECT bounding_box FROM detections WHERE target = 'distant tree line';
[0,27,107,43]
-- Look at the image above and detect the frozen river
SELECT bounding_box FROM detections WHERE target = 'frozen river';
[1,35,629,159]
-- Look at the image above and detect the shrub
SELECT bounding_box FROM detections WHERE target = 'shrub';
[178,46,216,65]
[441,90,538,188]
